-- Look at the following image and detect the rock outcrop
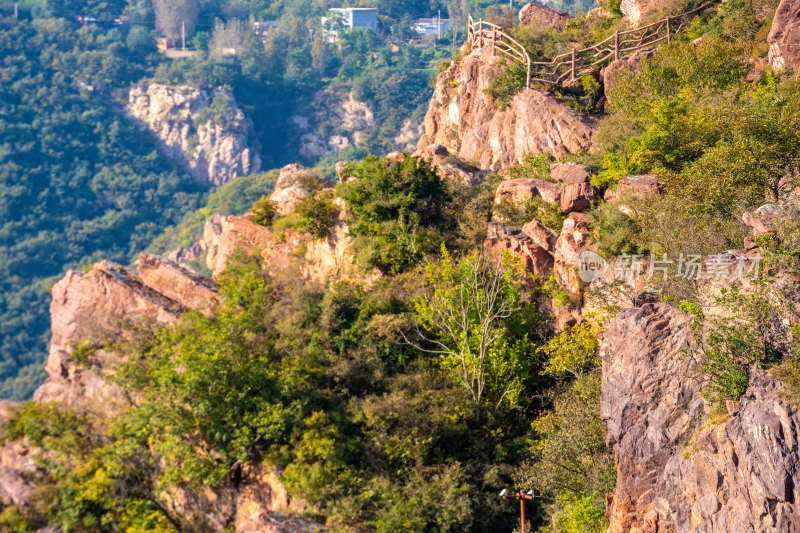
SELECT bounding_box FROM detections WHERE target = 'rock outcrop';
[128,84,260,186]
[619,0,658,26]
[742,203,786,238]
[418,48,595,171]
[33,255,221,409]
[495,178,563,205]
[553,212,596,301]
[485,221,554,278]
[518,1,574,29]
[768,0,800,72]
[602,302,800,532]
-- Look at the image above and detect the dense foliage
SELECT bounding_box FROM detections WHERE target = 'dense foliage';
[0,15,204,399]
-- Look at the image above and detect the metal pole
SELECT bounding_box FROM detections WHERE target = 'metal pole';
[182,20,186,52]
[520,491,526,533]
[14,2,18,19]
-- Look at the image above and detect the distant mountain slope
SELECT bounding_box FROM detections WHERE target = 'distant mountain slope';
[0,16,206,399]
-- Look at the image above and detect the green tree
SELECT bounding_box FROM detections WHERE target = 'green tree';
[409,247,534,410]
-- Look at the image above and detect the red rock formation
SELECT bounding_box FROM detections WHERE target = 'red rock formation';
[485,221,554,278]
[560,182,598,212]
[521,218,558,252]
[518,1,574,29]
[550,162,592,185]
[137,252,221,315]
[418,48,595,171]
[553,212,596,300]
[742,203,786,238]
[602,302,800,532]
[768,0,800,72]
[495,178,563,205]
[33,260,186,408]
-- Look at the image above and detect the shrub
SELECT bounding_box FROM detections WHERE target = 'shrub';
[296,190,336,239]
[484,60,527,110]
[493,196,565,232]
[249,195,278,226]
[505,152,554,182]
[336,155,450,274]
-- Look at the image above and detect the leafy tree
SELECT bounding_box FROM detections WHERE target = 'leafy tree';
[410,247,535,410]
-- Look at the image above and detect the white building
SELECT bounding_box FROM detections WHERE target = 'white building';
[322,8,378,42]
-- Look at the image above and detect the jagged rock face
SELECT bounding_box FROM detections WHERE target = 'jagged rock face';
[602,303,800,532]
[518,1,573,29]
[34,256,220,409]
[414,144,488,186]
[601,303,702,533]
[394,117,425,151]
[495,178,563,205]
[768,0,800,72]
[268,163,320,216]
[553,212,596,300]
[128,84,260,187]
[418,48,595,171]
[206,215,273,276]
[297,90,376,158]
[137,252,221,315]
[485,221,554,278]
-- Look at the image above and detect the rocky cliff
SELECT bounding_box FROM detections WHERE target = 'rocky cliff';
[128,84,261,187]
[417,47,595,171]
[602,302,800,533]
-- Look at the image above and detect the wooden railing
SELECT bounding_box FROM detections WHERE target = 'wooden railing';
[467,2,713,88]
[468,14,531,86]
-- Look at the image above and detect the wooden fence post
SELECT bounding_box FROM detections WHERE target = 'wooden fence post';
[614,30,619,61]
[666,16,671,43]
[571,47,576,83]
[491,29,496,56]
[479,18,484,48]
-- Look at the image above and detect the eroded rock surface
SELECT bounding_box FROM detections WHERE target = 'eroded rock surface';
[485,221,554,278]
[128,84,260,186]
[768,0,800,72]
[418,48,595,171]
[602,302,800,532]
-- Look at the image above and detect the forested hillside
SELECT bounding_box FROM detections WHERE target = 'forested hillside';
[0,0,605,400]
[0,16,205,399]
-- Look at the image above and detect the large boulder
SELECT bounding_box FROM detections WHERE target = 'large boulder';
[495,178,563,205]
[604,174,662,202]
[619,0,658,26]
[206,215,273,276]
[550,162,592,185]
[521,218,558,252]
[768,0,800,72]
[560,181,597,212]
[418,49,595,171]
[518,1,573,29]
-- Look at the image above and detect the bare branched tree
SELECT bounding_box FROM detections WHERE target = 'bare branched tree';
[406,249,527,410]
[153,0,199,43]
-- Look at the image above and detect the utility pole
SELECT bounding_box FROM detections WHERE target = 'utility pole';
[500,489,533,533]
[14,2,18,20]
[438,9,441,39]
[181,20,186,52]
